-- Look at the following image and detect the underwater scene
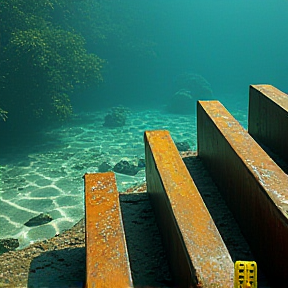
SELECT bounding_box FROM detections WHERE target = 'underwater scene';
[0,0,287,251]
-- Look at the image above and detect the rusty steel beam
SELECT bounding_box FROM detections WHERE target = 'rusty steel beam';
[144,130,234,288]
[248,84,288,164]
[197,100,288,285]
[84,172,133,288]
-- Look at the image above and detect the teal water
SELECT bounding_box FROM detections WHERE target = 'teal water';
[0,99,247,249]
[0,0,287,251]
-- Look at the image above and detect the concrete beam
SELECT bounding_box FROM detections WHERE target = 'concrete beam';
[144,130,234,288]
[248,84,288,164]
[84,172,133,288]
[197,100,288,285]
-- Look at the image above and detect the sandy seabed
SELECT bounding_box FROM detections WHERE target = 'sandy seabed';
[0,102,253,287]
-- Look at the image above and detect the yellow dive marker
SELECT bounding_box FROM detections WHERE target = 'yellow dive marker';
[234,261,257,288]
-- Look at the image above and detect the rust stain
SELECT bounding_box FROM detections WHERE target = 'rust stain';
[199,100,288,210]
[145,130,234,288]
[197,100,288,285]
[84,172,133,288]
[249,84,288,165]
[251,84,288,111]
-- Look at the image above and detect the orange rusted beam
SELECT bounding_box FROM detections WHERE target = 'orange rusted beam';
[84,172,133,288]
[197,100,288,285]
[248,84,288,163]
[144,130,234,288]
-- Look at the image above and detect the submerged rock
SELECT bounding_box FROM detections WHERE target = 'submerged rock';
[0,238,19,254]
[24,213,53,227]
[166,89,196,114]
[167,73,213,114]
[98,161,112,172]
[173,72,213,99]
[113,160,140,176]
[137,158,145,168]
[103,106,130,128]
[175,141,191,151]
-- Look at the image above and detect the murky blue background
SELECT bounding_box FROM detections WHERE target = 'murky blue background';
[75,0,288,110]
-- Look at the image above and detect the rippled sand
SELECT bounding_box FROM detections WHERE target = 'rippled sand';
[0,103,247,249]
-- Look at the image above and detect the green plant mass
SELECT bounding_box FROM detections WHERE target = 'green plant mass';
[0,0,105,125]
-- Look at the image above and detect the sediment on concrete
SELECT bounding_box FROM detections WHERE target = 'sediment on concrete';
[144,130,234,288]
[182,154,270,287]
[248,84,288,167]
[197,100,288,285]
[84,172,133,288]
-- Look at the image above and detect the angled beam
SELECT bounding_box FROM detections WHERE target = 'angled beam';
[145,130,234,288]
[197,100,288,285]
[248,84,288,163]
[84,172,133,288]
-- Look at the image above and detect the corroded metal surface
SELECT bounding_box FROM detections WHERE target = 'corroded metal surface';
[144,130,234,288]
[197,100,288,285]
[84,172,133,288]
[249,84,288,164]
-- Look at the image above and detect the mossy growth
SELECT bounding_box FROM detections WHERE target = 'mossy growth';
[173,72,213,99]
[0,107,8,122]
[0,0,105,127]
[167,73,213,114]
[103,106,130,128]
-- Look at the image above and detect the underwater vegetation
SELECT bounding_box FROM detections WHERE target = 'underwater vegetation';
[0,107,8,122]
[0,0,105,127]
[166,73,213,114]
[0,0,287,130]
[0,0,157,132]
